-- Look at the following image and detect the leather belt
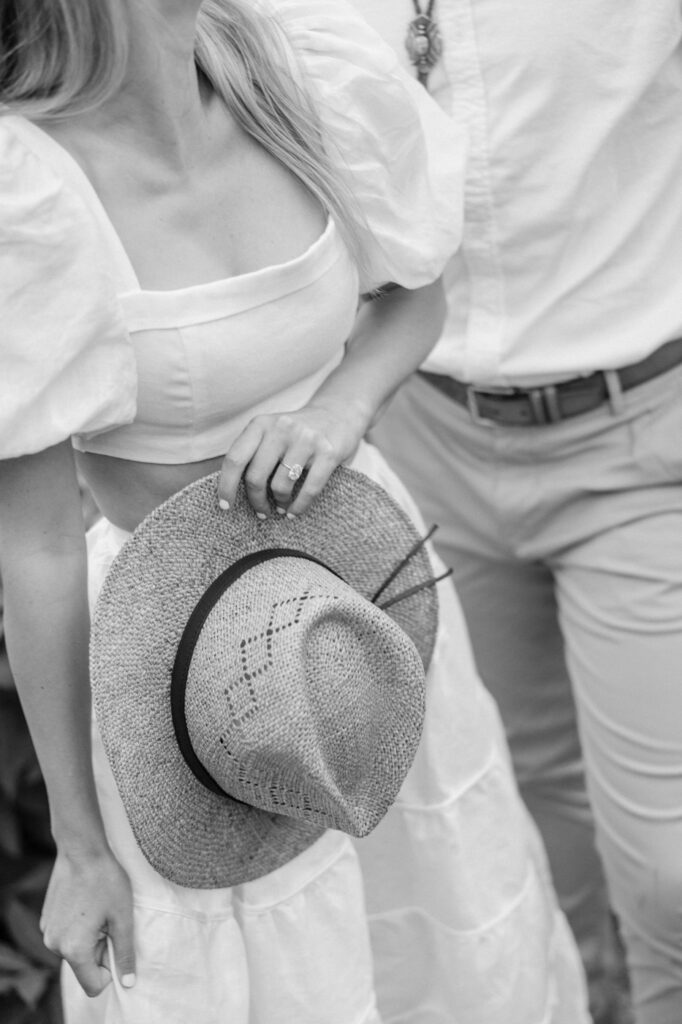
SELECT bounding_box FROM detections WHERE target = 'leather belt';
[418,337,682,427]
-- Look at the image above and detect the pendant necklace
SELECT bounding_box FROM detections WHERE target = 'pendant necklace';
[405,0,443,88]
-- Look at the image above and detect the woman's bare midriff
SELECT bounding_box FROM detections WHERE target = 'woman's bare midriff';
[76,451,226,533]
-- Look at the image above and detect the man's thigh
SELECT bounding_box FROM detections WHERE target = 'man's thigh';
[371,376,604,919]
[368,372,598,851]
[372,375,584,792]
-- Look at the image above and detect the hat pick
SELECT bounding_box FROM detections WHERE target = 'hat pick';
[371,524,453,610]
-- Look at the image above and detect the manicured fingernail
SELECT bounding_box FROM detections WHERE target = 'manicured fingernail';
[286,512,296,520]
[122,973,136,989]
[256,512,267,520]
[276,507,287,515]
[218,499,229,511]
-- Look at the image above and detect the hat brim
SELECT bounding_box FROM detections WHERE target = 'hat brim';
[90,466,438,888]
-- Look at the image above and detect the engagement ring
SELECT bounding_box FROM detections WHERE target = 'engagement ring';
[282,461,303,482]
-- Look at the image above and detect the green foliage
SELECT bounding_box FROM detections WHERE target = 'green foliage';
[0,628,62,1024]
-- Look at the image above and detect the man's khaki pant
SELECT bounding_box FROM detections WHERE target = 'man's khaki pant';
[372,361,682,1024]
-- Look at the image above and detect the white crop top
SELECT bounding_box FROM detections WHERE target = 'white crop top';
[92,222,357,463]
[78,225,357,464]
[0,0,466,462]
[8,118,359,464]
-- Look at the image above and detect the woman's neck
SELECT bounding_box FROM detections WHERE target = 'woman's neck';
[76,0,213,171]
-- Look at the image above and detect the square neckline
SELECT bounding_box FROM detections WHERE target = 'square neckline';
[9,115,338,299]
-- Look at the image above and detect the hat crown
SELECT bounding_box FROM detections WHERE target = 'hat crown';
[92,466,437,887]
[184,557,425,837]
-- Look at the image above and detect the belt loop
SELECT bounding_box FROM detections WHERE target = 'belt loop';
[529,389,547,424]
[466,386,496,427]
[604,370,625,416]
[542,385,562,423]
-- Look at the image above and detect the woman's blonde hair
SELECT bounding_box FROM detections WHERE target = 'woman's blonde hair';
[0,0,365,268]
[0,0,129,119]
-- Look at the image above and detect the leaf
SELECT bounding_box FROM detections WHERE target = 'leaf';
[12,966,50,1008]
[0,976,62,1022]
[5,899,59,969]
[0,797,22,860]
[0,855,50,899]
[10,863,52,901]
[0,941,31,973]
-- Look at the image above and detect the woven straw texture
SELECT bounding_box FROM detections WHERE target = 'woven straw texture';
[90,466,438,888]
[188,557,425,832]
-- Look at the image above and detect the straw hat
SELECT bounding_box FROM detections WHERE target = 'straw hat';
[90,466,441,888]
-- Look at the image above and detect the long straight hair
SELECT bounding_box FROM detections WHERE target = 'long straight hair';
[0,0,365,268]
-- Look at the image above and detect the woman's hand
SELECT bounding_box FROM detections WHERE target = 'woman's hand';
[217,279,446,518]
[217,395,370,517]
[41,845,136,998]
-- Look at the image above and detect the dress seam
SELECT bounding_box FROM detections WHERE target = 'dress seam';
[235,837,351,915]
[131,899,235,923]
[367,861,539,938]
[393,741,501,812]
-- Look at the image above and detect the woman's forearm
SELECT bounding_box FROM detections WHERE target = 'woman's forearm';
[1,444,135,996]
[309,278,446,429]
[0,443,108,853]
[216,278,447,513]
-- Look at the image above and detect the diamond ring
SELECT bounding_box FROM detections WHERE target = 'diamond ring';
[282,461,303,482]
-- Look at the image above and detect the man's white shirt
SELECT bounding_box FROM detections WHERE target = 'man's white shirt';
[346,0,682,384]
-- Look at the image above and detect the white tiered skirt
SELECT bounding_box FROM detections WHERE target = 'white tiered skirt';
[63,442,589,1024]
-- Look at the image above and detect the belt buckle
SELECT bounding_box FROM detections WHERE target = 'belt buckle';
[466,384,516,426]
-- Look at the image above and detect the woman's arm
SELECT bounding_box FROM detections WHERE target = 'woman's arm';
[218,277,445,514]
[0,442,135,997]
